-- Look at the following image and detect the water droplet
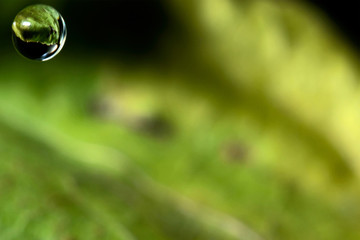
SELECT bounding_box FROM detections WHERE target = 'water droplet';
[12,4,67,61]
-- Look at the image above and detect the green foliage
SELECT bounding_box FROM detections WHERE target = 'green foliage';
[0,0,359,239]
[12,4,61,45]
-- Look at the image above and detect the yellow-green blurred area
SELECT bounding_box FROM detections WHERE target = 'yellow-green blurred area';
[0,0,359,239]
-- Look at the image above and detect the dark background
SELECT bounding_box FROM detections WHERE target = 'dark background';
[0,0,358,59]
[308,0,359,49]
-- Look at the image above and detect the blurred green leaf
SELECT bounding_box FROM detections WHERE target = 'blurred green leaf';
[0,0,359,240]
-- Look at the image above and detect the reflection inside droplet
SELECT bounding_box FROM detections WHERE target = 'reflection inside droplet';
[12,4,67,61]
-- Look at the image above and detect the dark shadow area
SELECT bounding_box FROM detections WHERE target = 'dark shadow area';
[309,0,359,50]
[61,0,175,59]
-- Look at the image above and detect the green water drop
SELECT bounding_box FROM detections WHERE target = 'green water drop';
[12,4,67,61]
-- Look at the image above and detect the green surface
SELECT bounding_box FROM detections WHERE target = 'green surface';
[0,0,359,239]
[12,4,60,45]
